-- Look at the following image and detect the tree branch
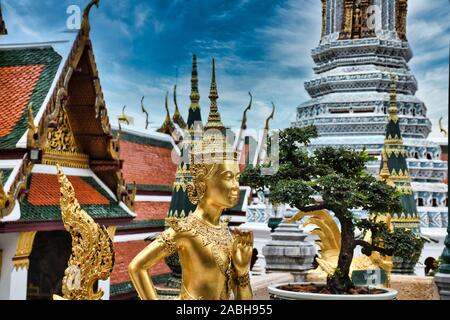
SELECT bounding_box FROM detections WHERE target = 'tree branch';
[355,240,391,256]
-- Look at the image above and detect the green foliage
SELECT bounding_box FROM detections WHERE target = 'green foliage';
[241,126,405,293]
[381,228,425,261]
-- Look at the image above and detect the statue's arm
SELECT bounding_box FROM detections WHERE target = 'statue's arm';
[233,276,253,300]
[128,228,178,300]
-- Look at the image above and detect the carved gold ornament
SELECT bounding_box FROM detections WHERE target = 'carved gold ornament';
[12,231,37,270]
[288,210,393,287]
[53,165,114,300]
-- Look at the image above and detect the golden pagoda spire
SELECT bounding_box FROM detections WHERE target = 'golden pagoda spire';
[205,59,224,130]
[388,74,399,123]
[189,54,200,111]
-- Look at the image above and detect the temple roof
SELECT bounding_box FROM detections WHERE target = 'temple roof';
[0,47,61,149]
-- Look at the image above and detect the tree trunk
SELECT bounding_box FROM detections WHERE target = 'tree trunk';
[327,216,355,293]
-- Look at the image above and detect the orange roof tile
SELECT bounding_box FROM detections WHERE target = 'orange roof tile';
[0,65,44,138]
[28,173,109,206]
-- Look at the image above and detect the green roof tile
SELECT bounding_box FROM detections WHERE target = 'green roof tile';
[117,219,165,230]
[0,169,12,185]
[19,175,133,221]
[110,274,170,296]
[113,130,173,149]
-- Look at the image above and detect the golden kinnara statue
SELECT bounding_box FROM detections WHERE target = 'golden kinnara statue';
[128,59,254,300]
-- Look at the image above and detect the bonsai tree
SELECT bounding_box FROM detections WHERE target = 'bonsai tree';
[241,126,404,294]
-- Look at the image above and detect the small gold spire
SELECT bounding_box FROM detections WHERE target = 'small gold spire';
[205,59,224,130]
[379,149,390,181]
[189,54,200,111]
[388,74,399,123]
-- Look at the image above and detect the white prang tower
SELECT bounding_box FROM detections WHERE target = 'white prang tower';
[293,0,447,246]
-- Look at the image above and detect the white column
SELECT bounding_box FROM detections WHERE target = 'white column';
[0,233,28,300]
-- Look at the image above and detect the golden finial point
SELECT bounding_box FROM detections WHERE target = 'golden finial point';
[141,96,150,130]
[240,92,253,130]
[264,102,275,131]
[81,0,100,36]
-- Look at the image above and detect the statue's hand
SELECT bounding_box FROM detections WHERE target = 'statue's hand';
[231,229,254,276]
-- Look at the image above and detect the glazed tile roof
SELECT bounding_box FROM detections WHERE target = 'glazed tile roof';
[116,219,165,231]
[28,173,109,206]
[0,47,62,149]
[19,173,132,221]
[0,65,44,138]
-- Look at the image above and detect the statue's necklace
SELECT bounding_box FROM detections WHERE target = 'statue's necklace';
[188,215,234,297]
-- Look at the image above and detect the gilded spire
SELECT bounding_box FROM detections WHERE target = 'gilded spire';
[172,85,187,129]
[189,54,200,111]
[388,74,399,123]
[0,2,7,35]
[204,59,224,130]
[379,149,391,182]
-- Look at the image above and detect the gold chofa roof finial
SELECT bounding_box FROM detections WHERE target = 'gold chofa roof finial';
[0,2,7,35]
[54,164,114,300]
[157,92,175,135]
[189,54,200,110]
[264,102,276,131]
[240,92,253,130]
[388,74,399,123]
[173,85,187,129]
[81,0,100,36]
[204,59,224,130]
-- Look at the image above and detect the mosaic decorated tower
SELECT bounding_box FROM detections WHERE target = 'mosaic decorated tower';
[379,76,418,229]
[293,0,447,233]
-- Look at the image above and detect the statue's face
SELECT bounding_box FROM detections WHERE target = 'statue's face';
[204,160,240,209]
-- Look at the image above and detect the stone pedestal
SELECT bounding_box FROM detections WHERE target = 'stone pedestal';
[390,275,439,300]
[262,222,316,273]
[435,273,450,300]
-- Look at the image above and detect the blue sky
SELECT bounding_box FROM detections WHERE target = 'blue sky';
[2,0,449,138]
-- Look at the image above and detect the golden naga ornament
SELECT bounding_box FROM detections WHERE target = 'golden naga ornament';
[128,59,254,300]
[287,210,393,287]
[53,165,114,300]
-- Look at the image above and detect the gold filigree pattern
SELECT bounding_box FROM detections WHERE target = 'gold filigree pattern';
[166,215,234,298]
[55,165,114,300]
[156,231,177,255]
[12,231,37,270]
[0,158,33,218]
